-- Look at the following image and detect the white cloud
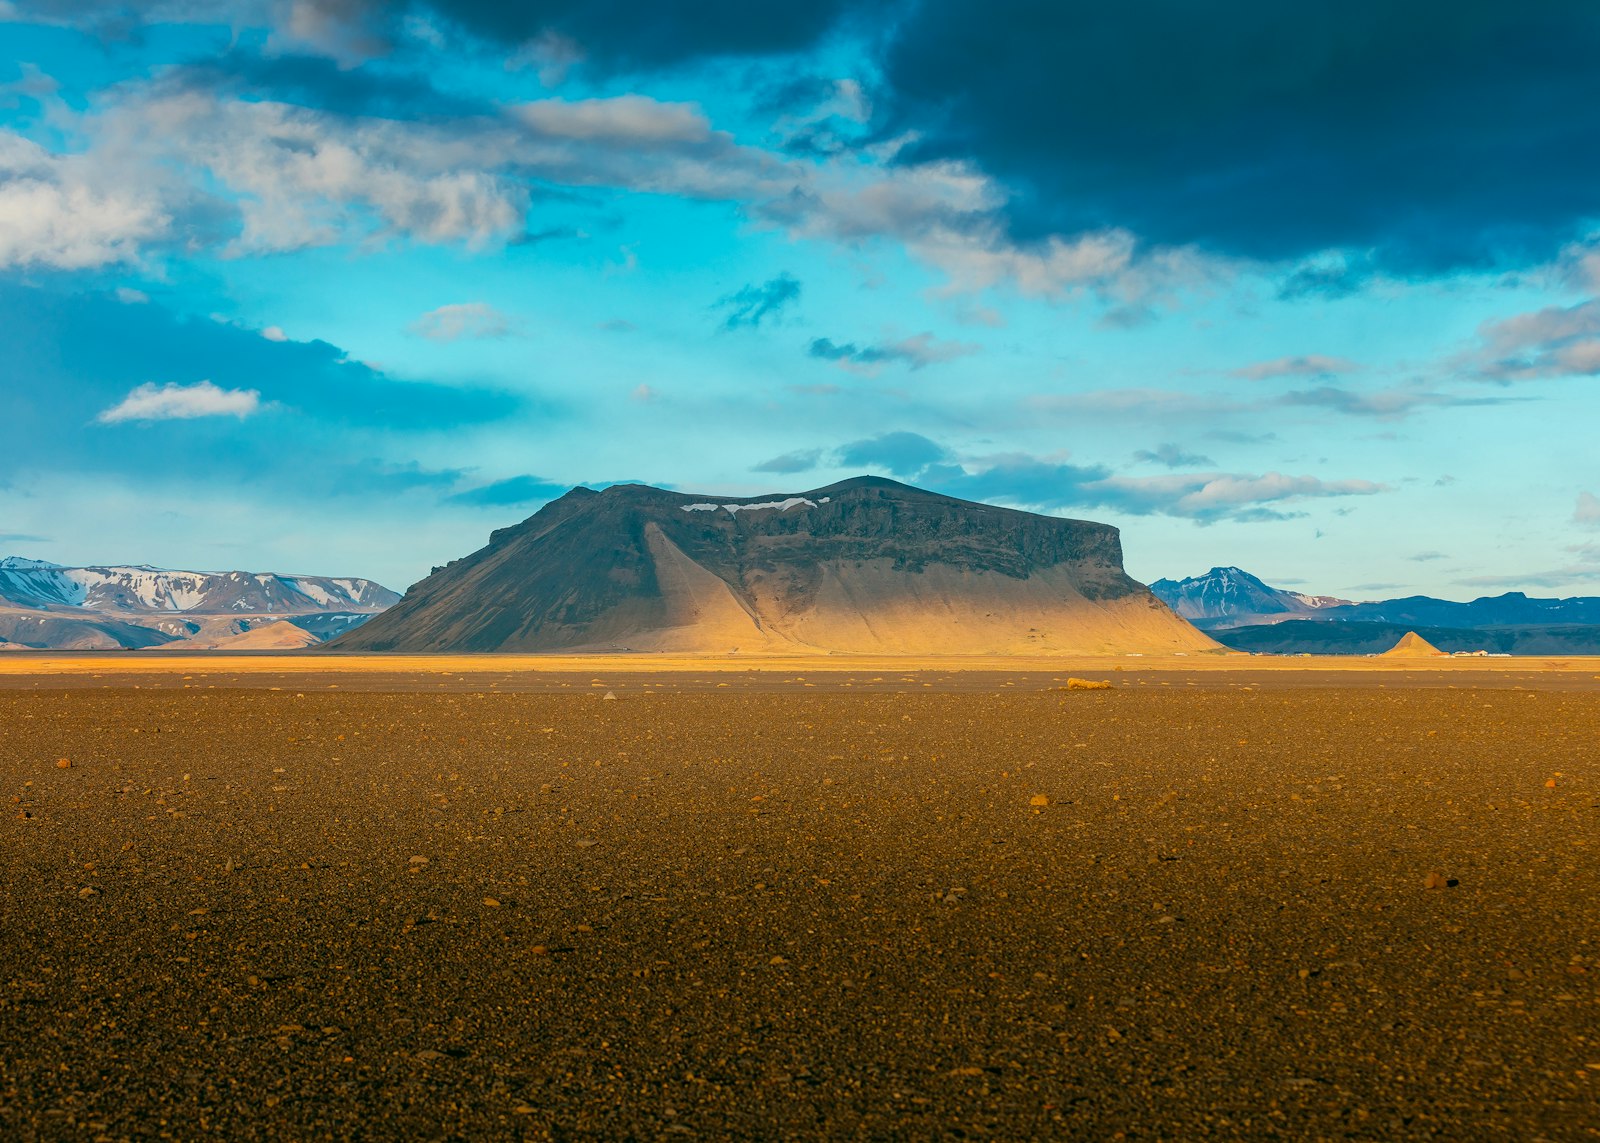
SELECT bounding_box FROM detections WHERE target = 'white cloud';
[1095,471,1385,516]
[114,287,149,304]
[7,77,1217,301]
[275,0,389,64]
[1577,491,1600,526]
[926,450,1388,523]
[260,325,288,341]
[0,131,170,270]
[97,380,262,424]
[409,301,513,342]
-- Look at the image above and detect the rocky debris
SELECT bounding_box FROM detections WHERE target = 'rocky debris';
[1062,678,1113,690]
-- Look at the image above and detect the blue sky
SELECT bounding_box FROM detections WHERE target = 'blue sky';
[1,1,1598,597]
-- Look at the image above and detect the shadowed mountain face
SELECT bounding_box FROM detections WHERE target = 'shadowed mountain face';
[334,477,1215,655]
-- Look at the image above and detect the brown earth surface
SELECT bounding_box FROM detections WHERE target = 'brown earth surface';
[3,656,1599,1140]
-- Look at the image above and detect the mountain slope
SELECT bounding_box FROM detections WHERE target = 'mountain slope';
[1149,567,1352,628]
[335,477,1216,655]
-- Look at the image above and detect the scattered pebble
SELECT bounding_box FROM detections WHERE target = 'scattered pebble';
[56,758,71,769]
[1029,793,1050,807]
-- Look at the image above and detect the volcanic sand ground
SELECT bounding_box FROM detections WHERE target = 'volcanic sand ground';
[3,655,1599,1140]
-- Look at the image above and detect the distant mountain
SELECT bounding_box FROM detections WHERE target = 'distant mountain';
[0,557,396,614]
[1212,620,1600,657]
[1152,566,1600,634]
[1317,592,1600,628]
[0,556,398,650]
[1149,567,1352,628]
[335,476,1218,655]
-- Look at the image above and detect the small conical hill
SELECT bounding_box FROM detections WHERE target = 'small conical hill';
[1381,630,1446,657]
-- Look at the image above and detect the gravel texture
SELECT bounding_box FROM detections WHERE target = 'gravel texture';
[2,668,1598,1140]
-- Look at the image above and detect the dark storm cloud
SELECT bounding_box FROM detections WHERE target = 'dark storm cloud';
[715,274,801,330]
[879,0,1600,271]
[417,0,879,71]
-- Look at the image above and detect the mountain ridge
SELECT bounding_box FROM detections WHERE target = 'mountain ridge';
[1152,566,1600,631]
[0,556,399,650]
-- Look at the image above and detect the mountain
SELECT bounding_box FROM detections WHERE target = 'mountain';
[334,477,1217,655]
[1316,591,1600,628]
[1149,566,1352,628]
[0,557,396,613]
[1380,631,1446,658]
[0,556,398,650]
[1211,620,1600,656]
[1152,566,1600,634]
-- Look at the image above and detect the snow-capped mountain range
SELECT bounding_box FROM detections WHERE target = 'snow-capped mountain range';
[0,556,400,651]
[0,557,398,614]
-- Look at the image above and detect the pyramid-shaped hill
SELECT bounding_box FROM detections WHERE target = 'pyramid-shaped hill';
[1381,630,1447,658]
[331,477,1219,655]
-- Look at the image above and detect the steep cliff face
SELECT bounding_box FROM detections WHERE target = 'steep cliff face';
[333,476,1217,654]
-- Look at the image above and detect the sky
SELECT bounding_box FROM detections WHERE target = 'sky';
[1,1,1598,598]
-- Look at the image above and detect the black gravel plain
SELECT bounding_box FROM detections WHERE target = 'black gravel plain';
[2,669,1599,1140]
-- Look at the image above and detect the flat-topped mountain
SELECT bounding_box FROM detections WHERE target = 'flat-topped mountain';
[334,477,1216,655]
